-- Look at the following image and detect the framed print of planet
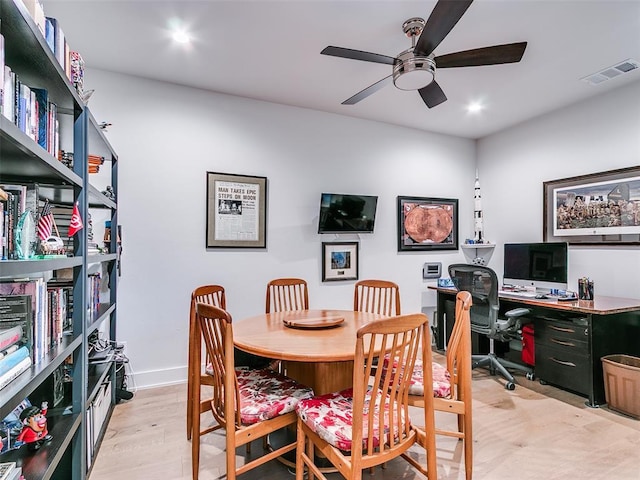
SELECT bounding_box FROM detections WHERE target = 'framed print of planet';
[397,196,459,251]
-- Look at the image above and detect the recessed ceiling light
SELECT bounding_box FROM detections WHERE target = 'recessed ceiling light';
[466,101,484,114]
[172,28,191,44]
[168,18,192,45]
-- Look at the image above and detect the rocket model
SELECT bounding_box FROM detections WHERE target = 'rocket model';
[474,170,483,243]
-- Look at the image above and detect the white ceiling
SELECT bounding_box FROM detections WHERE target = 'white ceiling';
[42,0,640,139]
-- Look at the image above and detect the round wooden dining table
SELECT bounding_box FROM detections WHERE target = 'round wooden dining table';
[233,309,383,395]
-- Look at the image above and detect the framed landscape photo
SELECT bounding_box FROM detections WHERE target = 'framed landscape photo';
[322,242,359,282]
[543,166,640,245]
[397,196,458,251]
[206,172,267,248]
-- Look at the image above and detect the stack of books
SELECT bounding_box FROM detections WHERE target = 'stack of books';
[0,461,24,480]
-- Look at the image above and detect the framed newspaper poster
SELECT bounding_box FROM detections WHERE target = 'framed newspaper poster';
[206,172,267,248]
[543,166,640,245]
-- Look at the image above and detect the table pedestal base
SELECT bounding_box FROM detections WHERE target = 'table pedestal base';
[285,360,354,395]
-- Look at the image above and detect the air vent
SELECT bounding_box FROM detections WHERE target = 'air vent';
[582,58,639,86]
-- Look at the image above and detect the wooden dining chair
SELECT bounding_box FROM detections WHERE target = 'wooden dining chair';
[193,302,314,480]
[403,290,474,480]
[266,277,309,313]
[187,285,226,442]
[353,279,401,316]
[294,313,438,480]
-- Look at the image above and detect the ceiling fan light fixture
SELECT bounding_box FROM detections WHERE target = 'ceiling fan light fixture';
[392,54,435,91]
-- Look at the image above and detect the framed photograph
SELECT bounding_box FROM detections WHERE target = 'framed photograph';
[206,172,267,248]
[397,196,458,251]
[543,166,640,245]
[322,242,359,282]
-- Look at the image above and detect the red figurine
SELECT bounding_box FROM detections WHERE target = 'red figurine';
[16,402,53,451]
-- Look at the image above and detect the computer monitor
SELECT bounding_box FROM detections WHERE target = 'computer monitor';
[503,242,568,290]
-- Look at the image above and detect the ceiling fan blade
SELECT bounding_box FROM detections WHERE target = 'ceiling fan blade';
[435,42,528,68]
[415,0,474,56]
[321,46,397,65]
[419,81,447,108]
[342,75,393,105]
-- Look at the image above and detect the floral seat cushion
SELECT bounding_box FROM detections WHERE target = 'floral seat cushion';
[205,365,314,425]
[295,387,406,452]
[381,355,451,398]
[236,367,314,425]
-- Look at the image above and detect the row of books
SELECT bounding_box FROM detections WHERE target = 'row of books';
[87,273,102,325]
[18,0,85,94]
[1,42,60,157]
[0,184,39,261]
[0,462,24,480]
[0,279,70,392]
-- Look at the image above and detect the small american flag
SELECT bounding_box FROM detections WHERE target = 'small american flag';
[37,200,53,240]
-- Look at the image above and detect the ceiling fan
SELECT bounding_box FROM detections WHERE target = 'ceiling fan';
[321,0,527,109]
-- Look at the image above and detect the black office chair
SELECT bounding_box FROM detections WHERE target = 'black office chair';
[448,264,534,390]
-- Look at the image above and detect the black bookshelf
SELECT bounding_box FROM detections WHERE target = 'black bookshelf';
[0,0,120,477]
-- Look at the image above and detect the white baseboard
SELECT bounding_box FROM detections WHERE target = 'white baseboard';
[129,365,188,390]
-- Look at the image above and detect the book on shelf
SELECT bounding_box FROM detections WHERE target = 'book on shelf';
[0,462,16,480]
[21,0,46,35]
[0,280,48,363]
[0,294,32,360]
[2,66,14,122]
[0,346,29,378]
[0,462,22,480]
[0,325,22,352]
[30,88,59,156]
[0,355,31,391]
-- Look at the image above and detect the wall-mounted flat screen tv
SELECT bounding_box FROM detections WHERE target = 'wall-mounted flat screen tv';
[318,193,378,233]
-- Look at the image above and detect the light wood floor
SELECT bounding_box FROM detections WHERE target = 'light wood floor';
[88,360,640,480]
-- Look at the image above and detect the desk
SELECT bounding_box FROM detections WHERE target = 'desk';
[234,309,382,395]
[431,286,640,406]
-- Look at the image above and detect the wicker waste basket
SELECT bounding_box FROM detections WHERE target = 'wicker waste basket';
[601,354,640,419]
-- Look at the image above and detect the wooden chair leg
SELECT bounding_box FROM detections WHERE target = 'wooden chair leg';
[295,421,305,480]
[463,412,473,480]
[187,350,194,441]
[191,386,200,480]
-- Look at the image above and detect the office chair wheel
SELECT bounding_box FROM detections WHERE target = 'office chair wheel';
[526,372,535,381]
[505,382,516,391]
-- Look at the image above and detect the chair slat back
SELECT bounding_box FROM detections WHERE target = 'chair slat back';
[195,302,241,428]
[448,291,473,401]
[354,279,401,316]
[265,278,309,313]
[190,285,226,365]
[352,313,431,458]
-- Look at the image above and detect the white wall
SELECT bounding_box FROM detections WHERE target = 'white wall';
[478,81,640,298]
[84,68,476,388]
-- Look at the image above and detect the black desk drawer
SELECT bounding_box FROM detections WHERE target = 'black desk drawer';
[536,344,591,396]
[536,318,589,345]
[537,333,588,352]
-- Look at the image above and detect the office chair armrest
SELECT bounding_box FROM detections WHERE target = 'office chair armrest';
[498,308,532,333]
[504,307,531,319]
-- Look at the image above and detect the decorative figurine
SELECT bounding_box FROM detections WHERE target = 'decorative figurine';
[15,402,53,451]
[473,169,484,244]
[101,186,116,201]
